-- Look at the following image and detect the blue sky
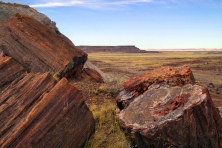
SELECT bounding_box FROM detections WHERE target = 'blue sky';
[6,0,222,49]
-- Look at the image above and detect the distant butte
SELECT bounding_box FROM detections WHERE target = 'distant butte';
[77,46,160,53]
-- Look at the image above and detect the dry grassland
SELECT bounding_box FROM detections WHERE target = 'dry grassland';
[84,51,222,148]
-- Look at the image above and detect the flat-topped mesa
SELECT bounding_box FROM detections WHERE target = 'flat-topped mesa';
[116,65,195,109]
[77,45,150,53]
[0,13,87,78]
[117,84,222,147]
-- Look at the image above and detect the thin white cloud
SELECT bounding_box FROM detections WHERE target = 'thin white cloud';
[30,0,153,8]
[30,0,83,7]
[30,0,221,8]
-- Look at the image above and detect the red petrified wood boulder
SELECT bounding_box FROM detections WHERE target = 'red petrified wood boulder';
[116,65,195,109]
[0,72,95,147]
[116,66,222,148]
[0,13,87,78]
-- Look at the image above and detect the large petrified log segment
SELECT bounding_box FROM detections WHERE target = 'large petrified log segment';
[0,56,25,88]
[117,84,222,148]
[116,65,195,109]
[0,73,95,147]
[0,13,87,78]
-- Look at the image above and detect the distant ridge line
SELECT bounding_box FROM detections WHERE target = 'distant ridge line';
[77,45,160,53]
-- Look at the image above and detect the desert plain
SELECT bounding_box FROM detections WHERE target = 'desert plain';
[82,50,222,148]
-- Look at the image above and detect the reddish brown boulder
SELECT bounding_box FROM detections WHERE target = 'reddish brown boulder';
[116,66,222,148]
[0,72,95,147]
[77,68,104,83]
[116,65,195,109]
[0,13,87,78]
[0,56,25,88]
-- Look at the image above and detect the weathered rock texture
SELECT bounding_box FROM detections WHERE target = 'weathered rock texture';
[116,65,195,109]
[0,13,87,78]
[0,56,25,88]
[0,5,96,148]
[116,66,222,148]
[0,72,95,147]
[0,1,58,33]
[77,45,154,53]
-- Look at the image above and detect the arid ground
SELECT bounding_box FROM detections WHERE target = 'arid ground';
[89,51,222,106]
[76,51,222,148]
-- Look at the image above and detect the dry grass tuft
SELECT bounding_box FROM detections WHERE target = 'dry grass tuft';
[94,77,126,97]
[85,99,132,148]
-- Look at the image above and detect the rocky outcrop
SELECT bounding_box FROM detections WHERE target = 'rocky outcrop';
[116,66,222,147]
[0,1,58,33]
[0,5,96,148]
[116,65,195,109]
[77,46,155,53]
[0,72,95,147]
[0,13,87,78]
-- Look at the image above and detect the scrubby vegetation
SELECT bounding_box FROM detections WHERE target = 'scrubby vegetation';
[85,99,132,148]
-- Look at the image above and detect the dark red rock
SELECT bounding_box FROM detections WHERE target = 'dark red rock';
[0,13,87,78]
[116,65,195,109]
[0,72,95,147]
[0,56,25,88]
[116,66,222,148]
[77,68,104,83]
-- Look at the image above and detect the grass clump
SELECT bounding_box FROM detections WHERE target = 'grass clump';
[85,100,132,148]
[94,77,126,97]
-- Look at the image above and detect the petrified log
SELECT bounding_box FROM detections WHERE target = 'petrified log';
[0,13,87,78]
[0,56,25,88]
[0,72,95,147]
[116,66,222,148]
[116,65,195,109]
